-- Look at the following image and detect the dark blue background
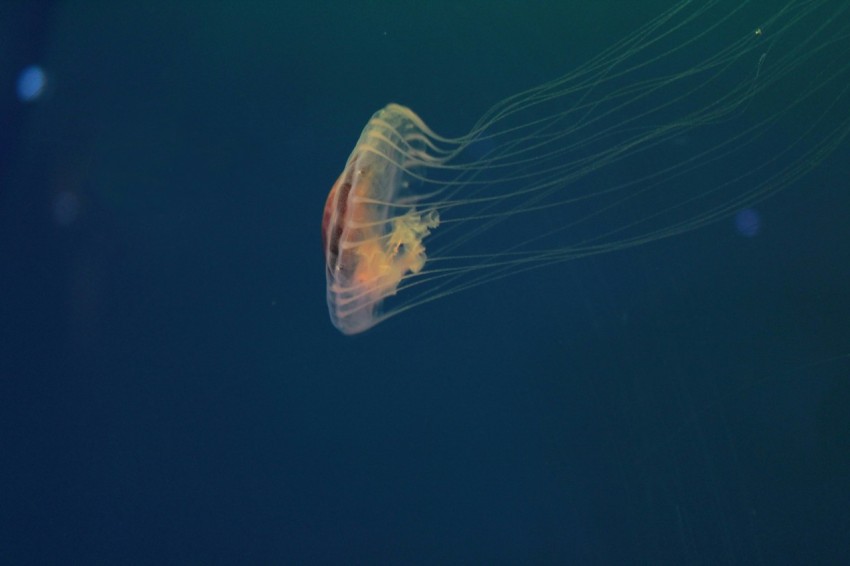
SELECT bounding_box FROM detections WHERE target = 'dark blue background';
[2,2,849,563]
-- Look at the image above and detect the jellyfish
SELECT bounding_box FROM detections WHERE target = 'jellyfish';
[323,0,850,335]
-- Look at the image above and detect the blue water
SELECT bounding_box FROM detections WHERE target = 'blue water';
[2,2,849,563]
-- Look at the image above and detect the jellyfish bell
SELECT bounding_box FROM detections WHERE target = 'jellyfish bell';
[323,0,850,335]
[322,105,445,335]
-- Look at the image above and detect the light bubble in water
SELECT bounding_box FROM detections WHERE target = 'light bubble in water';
[16,65,47,102]
[735,208,761,238]
[52,191,81,227]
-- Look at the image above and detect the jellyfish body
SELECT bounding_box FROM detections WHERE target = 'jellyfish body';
[323,106,442,334]
[323,0,850,335]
